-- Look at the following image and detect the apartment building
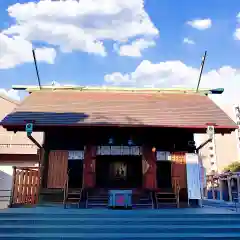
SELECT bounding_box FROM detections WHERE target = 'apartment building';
[195,103,240,173]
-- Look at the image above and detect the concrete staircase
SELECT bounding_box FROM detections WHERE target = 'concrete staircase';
[155,191,178,208]
[132,191,153,209]
[0,207,240,239]
[86,189,108,208]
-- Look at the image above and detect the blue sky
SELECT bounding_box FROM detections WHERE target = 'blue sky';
[0,0,239,103]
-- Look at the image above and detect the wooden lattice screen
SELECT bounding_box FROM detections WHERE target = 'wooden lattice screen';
[11,167,40,205]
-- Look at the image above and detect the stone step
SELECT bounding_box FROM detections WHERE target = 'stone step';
[0,232,240,239]
[1,224,240,234]
[1,217,240,225]
[1,212,240,218]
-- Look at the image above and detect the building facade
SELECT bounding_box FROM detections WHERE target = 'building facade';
[195,103,240,174]
[1,86,237,208]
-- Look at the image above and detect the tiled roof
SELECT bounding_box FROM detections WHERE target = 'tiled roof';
[1,90,237,132]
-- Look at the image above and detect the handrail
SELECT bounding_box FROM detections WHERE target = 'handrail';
[154,191,158,209]
[172,177,181,208]
[85,190,88,208]
[176,183,180,208]
[150,191,154,209]
[14,167,39,171]
[63,170,70,208]
[78,163,85,208]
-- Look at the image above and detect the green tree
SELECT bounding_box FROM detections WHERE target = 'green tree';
[223,161,240,172]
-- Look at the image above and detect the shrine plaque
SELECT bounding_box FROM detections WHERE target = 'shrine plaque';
[130,146,140,155]
[111,146,121,155]
[121,146,130,155]
[100,146,111,155]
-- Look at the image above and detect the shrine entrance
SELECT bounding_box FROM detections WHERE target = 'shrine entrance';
[96,155,142,189]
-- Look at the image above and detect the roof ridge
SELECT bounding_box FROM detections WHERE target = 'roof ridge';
[12,85,224,95]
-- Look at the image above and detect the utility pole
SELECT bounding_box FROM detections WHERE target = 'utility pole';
[196,51,207,92]
[32,49,42,90]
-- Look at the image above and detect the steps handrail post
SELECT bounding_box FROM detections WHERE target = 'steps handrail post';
[63,170,69,208]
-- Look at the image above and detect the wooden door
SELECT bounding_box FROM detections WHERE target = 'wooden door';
[47,150,68,188]
[171,152,187,193]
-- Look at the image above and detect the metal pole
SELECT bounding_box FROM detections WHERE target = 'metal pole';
[32,49,42,90]
[196,51,207,92]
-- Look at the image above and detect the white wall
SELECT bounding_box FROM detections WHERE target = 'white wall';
[195,103,240,173]
[0,162,38,209]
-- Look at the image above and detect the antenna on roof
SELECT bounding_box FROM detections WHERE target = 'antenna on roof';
[32,49,42,90]
[196,51,207,92]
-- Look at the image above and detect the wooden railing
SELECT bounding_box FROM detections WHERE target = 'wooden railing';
[63,168,85,208]
[63,170,69,208]
[150,191,154,209]
[172,176,181,208]
[10,166,40,206]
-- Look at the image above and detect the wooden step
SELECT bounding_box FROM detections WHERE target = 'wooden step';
[157,197,176,200]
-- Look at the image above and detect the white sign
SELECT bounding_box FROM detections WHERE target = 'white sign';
[97,146,141,156]
[68,151,84,160]
[156,151,171,161]
[186,153,201,200]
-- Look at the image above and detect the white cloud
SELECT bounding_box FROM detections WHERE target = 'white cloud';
[234,13,240,40]
[187,18,212,30]
[104,60,240,105]
[237,12,240,20]
[114,38,156,57]
[3,0,159,58]
[183,37,195,45]
[234,28,240,40]
[0,33,56,69]
[0,89,20,101]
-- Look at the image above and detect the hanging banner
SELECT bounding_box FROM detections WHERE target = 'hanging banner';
[186,153,201,200]
[97,146,141,156]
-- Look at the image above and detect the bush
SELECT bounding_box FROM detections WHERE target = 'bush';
[223,161,240,172]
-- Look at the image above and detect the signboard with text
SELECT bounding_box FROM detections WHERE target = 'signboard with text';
[97,146,141,156]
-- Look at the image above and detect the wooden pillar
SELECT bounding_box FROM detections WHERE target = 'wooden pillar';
[142,146,157,190]
[83,145,96,188]
[38,148,45,190]
[227,176,232,202]
[9,166,17,207]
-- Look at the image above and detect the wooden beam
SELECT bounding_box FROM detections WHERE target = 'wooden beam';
[12,85,224,95]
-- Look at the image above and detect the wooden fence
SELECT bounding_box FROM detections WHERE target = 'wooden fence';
[11,167,40,206]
